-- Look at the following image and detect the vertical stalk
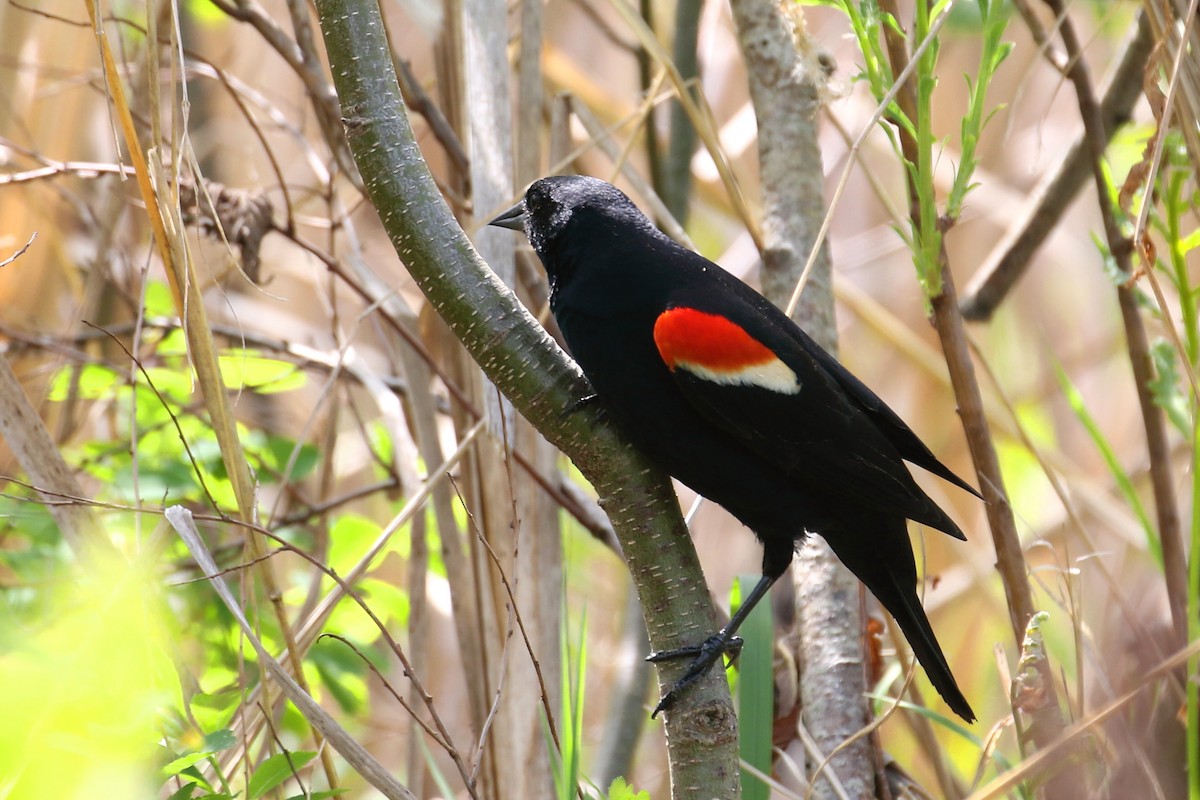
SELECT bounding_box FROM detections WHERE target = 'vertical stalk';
[663,0,701,223]
[912,0,941,294]
[877,0,1038,646]
[1190,419,1199,800]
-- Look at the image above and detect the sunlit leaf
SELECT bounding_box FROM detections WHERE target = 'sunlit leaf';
[246,751,316,799]
[0,553,179,798]
[219,353,306,395]
[161,752,211,778]
[359,577,411,630]
[48,363,121,402]
[606,777,651,800]
[144,280,178,317]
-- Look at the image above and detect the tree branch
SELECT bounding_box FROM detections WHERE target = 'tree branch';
[313,1,741,796]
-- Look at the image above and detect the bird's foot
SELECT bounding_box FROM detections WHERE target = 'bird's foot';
[646,633,744,717]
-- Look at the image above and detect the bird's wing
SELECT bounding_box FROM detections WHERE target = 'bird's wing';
[791,328,982,499]
[653,305,965,538]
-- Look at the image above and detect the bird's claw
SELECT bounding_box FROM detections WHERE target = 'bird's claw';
[646,634,743,663]
[646,633,744,717]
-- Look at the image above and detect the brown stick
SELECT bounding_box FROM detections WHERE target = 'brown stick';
[1038,0,1187,651]
[877,3,1081,795]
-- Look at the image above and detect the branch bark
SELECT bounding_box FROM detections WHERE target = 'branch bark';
[313,2,741,796]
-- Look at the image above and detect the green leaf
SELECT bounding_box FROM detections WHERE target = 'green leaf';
[158,328,190,356]
[162,752,211,778]
[246,751,316,799]
[144,280,178,316]
[219,353,306,394]
[188,692,242,736]
[733,576,773,800]
[547,605,588,800]
[1179,227,1200,255]
[606,776,651,800]
[203,728,236,752]
[260,434,321,482]
[359,577,411,629]
[110,459,199,502]
[328,514,389,577]
[1053,361,1160,564]
[48,363,121,402]
[309,638,369,713]
[994,40,1014,67]
[166,784,199,800]
[1148,339,1191,436]
[143,365,196,404]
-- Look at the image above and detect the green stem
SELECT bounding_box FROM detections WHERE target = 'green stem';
[913,0,942,297]
[1185,353,1198,800]
[1171,162,1200,800]
[1158,158,1200,799]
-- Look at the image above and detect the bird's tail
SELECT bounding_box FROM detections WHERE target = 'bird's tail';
[877,571,976,723]
[824,525,975,723]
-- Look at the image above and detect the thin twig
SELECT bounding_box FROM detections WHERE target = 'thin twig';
[463,474,565,760]
[168,506,420,800]
[0,232,37,268]
[207,0,360,189]
[206,508,482,799]
[317,633,453,751]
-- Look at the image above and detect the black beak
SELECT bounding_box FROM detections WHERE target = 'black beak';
[488,200,528,232]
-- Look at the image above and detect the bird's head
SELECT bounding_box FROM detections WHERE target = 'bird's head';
[488,176,661,270]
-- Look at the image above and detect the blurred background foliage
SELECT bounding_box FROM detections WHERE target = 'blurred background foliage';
[0,0,1195,798]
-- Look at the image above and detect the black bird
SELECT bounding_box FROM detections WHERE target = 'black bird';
[490,175,979,722]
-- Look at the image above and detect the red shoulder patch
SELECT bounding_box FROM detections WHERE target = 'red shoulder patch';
[653,307,801,394]
[653,308,775,370]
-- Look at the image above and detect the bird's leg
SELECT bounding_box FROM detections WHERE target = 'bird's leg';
[646,574,778,716]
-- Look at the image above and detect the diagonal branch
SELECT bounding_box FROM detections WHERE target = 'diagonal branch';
[960,11,1152,321]
[313,1,742,797]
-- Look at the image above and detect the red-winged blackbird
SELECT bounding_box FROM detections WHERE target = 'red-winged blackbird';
[491,175,979,722]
